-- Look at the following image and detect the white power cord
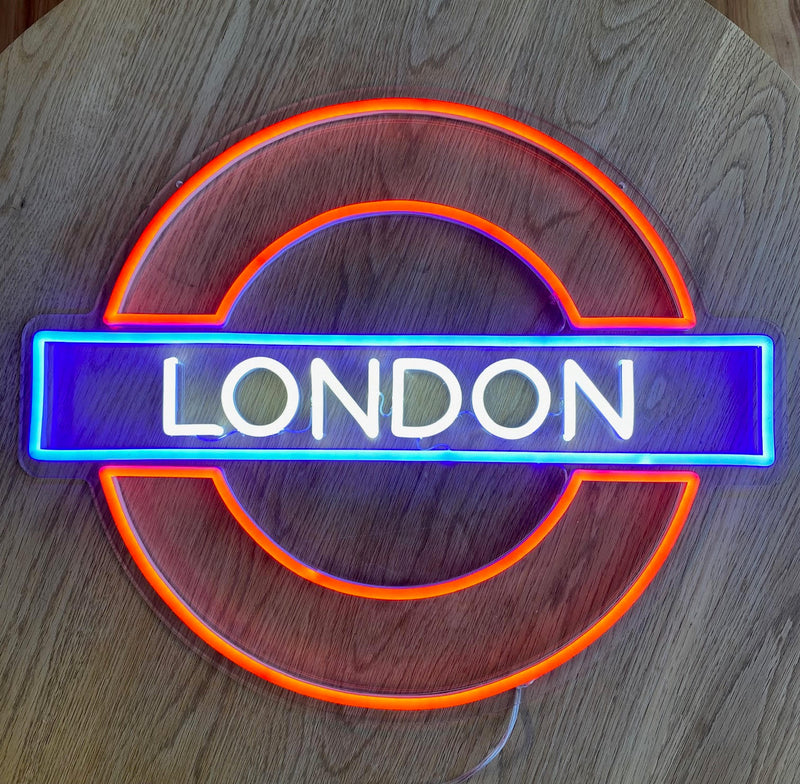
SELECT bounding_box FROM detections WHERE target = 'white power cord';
[438,684,526,784]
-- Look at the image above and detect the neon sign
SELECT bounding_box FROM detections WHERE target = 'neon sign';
[31,332,772,466]
[22,99,776,710]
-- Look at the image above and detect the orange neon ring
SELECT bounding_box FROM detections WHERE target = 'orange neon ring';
[103,98,696,328]
[100,467,699,710]
[99,100,701,709]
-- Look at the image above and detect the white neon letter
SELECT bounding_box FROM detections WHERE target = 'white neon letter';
[472,359,551,439]
[220,357,300,437]
[311,358,380,440]
[162,357,224,437]
[391,358,462,439]
[563,359,634,441]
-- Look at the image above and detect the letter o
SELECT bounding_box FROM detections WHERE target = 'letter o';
[221,357,300,437]
[472,359,551,440]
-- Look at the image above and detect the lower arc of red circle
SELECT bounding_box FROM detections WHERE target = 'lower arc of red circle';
[99,466,698,710]
[216,468,579,600]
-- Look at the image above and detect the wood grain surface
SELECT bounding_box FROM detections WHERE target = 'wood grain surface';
[2,1,800,783]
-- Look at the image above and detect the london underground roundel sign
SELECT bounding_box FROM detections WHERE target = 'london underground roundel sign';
[23,99,774,709]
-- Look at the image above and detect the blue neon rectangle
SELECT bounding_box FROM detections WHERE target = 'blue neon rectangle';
[28,331,775,467]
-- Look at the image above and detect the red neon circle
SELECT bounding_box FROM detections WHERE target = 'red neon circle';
[103,98,695,329]
[100,99,701,709]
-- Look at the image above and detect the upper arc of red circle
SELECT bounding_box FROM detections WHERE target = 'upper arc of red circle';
[103,98,696,329]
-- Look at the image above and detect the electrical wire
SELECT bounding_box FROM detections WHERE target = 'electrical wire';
[437,684,526,784]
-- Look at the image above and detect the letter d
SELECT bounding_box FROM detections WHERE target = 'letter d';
[391,358,462,439]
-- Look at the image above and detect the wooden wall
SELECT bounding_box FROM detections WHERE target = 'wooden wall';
[2,1,800,783]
